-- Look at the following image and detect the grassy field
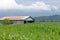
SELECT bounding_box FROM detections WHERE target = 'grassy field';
[0,22,60,40]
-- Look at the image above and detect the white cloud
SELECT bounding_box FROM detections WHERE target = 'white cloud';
[0,0,59,10]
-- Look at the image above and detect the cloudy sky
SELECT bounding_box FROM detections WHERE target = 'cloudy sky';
[0,0,60,17]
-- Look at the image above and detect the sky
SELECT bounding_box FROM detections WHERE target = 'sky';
[0,0,59,10]
[0,0,60,17]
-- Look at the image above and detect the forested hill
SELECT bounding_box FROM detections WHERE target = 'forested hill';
[34,15,60,22]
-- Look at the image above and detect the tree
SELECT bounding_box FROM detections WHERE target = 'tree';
[40,19,45,22]
[2,19,13,25]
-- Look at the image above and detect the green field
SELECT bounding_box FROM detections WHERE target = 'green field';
[0,22,60,40]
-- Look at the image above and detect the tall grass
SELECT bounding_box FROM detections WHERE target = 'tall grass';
[0,22,60,40]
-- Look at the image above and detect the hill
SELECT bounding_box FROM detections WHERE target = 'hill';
[34,15,60,22]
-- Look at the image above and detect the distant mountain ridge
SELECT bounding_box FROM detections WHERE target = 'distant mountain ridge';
[34,15,60,22]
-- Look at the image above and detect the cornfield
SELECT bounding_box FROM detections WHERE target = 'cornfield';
[0,22,60,40]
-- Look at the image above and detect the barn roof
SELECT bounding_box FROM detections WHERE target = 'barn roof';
[0,16,30,20]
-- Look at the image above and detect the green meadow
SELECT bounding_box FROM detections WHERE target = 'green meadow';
[0,22,60,40]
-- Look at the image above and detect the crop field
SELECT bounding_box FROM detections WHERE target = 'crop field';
[0,22,60,40]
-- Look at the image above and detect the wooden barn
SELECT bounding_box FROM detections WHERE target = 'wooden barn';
[0,16,35,24]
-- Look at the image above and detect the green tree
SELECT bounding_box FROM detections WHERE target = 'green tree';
[2,19,13,25]
[40,19,45,22]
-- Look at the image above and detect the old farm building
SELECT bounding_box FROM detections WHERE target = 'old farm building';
[0,16,35,24]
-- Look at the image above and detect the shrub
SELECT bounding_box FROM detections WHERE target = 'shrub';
[2,19,13,25]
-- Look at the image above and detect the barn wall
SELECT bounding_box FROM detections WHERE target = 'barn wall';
[12,20,24,24]
[25,17,34,23]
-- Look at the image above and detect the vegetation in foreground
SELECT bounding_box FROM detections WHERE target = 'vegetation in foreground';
[0,22,60,40]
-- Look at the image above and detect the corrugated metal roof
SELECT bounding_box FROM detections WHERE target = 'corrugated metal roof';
[0,16,30,20]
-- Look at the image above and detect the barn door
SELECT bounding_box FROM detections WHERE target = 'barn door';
[24,21,26,24]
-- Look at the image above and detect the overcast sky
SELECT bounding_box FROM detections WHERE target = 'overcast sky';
[16,0,60,6]
[0,0,59,10]
[0,0,60,17]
